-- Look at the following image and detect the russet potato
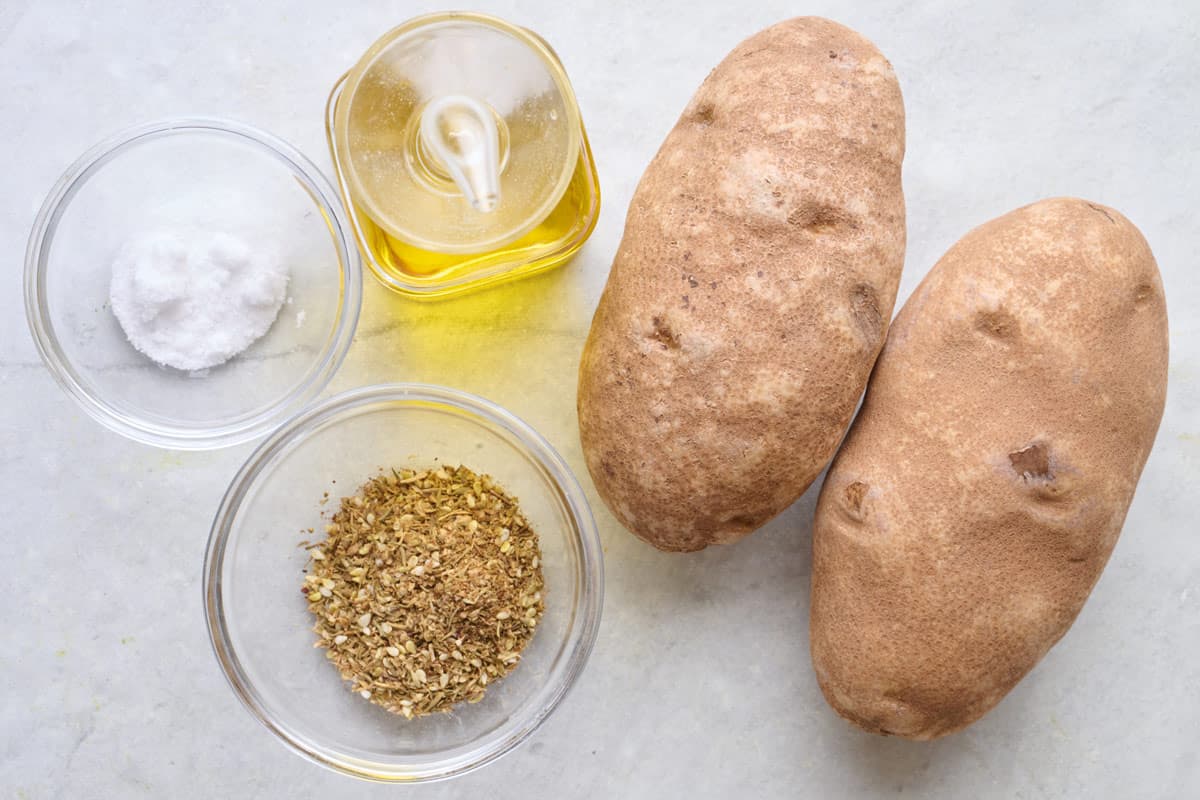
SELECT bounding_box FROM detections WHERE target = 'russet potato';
[810,197,1169,739]
[578,17,906,551]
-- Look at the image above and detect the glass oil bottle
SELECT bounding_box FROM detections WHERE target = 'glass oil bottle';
[326,12,600,299]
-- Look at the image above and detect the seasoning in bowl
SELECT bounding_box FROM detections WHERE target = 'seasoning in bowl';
[302,465,545,718]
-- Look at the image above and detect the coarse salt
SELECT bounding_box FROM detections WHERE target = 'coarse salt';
[109,230,289,371]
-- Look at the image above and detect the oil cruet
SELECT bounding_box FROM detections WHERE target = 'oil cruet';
[327,11,600,298]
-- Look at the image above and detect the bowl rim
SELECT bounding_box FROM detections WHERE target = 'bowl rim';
[203,383,604,783]
[23,116,363,450]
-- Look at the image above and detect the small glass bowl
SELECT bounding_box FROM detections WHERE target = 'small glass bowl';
[24,118,362,449]
[204,384,604,782]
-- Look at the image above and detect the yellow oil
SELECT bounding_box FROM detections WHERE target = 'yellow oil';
[324,12,601,299]
[341,69,577,254]
[355,143,599,289]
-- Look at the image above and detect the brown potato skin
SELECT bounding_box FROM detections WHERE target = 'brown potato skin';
[810,197,1169,739]
[577,17,906,551]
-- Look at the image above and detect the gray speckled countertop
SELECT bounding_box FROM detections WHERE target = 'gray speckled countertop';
[2,0,1198,797]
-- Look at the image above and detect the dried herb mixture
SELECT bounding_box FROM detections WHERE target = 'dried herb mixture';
[302,465,545,718]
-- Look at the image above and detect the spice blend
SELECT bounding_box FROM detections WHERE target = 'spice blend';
[302,465,545,718]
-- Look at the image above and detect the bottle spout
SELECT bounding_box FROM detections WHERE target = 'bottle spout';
[419,95,502,213]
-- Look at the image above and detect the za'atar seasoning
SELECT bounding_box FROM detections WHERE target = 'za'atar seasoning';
[302,465,545,718]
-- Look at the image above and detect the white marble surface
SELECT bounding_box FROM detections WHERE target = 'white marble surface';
[3,0,1198,797]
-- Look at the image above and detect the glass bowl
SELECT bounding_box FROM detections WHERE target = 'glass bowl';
[24,118,361,449]
[204,384,604,782]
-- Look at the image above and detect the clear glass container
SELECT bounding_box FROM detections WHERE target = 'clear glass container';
[326,12,600,299]
[23,118,362,449]
[204,384,604,781]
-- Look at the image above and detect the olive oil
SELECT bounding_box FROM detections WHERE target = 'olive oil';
[353,143,599,291]
[325,12,601,299]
